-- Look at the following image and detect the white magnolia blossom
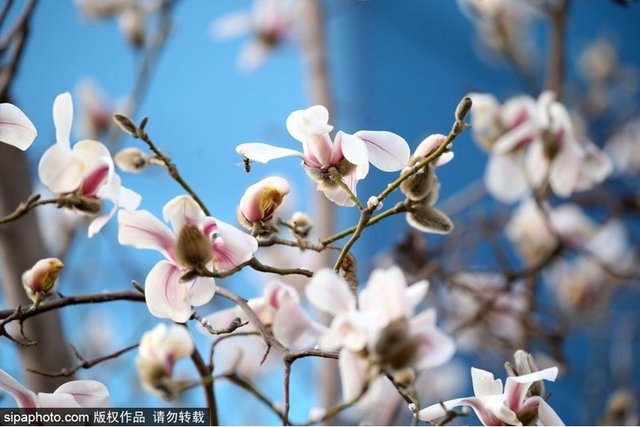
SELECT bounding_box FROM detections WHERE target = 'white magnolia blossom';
[200,279,324,349]
[118,195,258,322]
[211,0,299,71]
[468,91,612,202]
[237,105,410,207]
[38,92,141,237]
[415,366,564,426]
[0,102,37,151]
[136,323,194,399]
[306,266,455,401]
[0,368,109,408]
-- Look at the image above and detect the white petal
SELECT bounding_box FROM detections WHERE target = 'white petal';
[53,92,73,147]
[535,397,565,426]
[36,392,80,407]
[272,300,319,349]
[484,154,529,203]
[185,275,216,307]
[157,324,194,360]
[410,310,456,371]
[210,10,251,39]
[88,207,116,238]
[354,130,410,171]
[144,261,192,322]
[471,367,504,398]
[118,185,142,210]
[339,131,369,166]
[163,195,206,232]
[236,142,303,164]
[305,268,356,316]
[360,266,409,323]
[318,180,356,207]
[416,396,500,425]
[549,144,582,197]
[524,140,549,188]
[238,40,272,72]
[286,105,333,143]
[406,279,429,310]
[212,218,258,272]
[0,103,37,150]
[38,144,85,193]
[0,369,37,408]
[339,348,368,402]
[118,210,176,262]
[53,380,110,407]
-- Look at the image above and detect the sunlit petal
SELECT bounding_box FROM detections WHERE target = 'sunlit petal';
[354,130,410,171]
[145,261,192,322]
[0,103,38,150]
[236,142,303,164]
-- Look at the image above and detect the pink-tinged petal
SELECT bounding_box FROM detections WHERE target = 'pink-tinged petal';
[354,130,410,171]
[317,183,356,207]
[239,176,290,222]
[306,269,356,316]
[471,367,504,398]
[416,396,503,426]
[36,392,81,407]
[272,300,319,349]
[210,10,251,39]
[53,380,110,407]
[484,154,529,203]
[436,151,454,166]
[410,309,456,371]
[549,144,582,197]
[339,348,368,402]
[0,103,37,150]
[524,140,549,189]
[118,210,176,262]
[504,369,560,418]
[81,163,110,196]
[286,105,333,143]
[264,280,299,310]
[482,394,521,425]
[339,131,369,166]
[53,92,73,147]
[493,122,538,154]
[304,133,334,166]
[163,195,206,232]
[38,144,85,193]
[0,369,37,408]
[145,261,192,322]
[185,275,216,307]
[212,218,258,272]
[236,142,303,164]
[202,217,218,239]
[529,396,565,426]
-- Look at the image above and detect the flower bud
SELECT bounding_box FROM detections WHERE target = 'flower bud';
[113,114,138,137]
[406,199,453,235]
[289,212,313,237]
[176,224,213,271]
[118,7,145,48]
[238,176,290,227]
[505,350,544,397]
[22,258,64,307]
[115,147,148,173]
[400,163,438,202]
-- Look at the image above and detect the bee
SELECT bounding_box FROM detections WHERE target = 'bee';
[242,156,252,173]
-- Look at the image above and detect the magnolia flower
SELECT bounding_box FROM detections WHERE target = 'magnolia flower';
[238,176,290,233]
[0,368,109,407]
[415,365,564,425]
[0,102,37,150]
[468,91,612,202]
[200,279,323,349]
[237,105,410,207]
[118,195,258,322]
[307,267,455,401]
[211,0,299,71]
[136,323,194,399]
[21,258,64,307]
[38,92,141,237]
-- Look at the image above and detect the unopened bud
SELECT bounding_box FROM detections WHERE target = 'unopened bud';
[115,147,148,173]
[290,212,313,237]
[505,350,544,397]
[455,96,473,122]
[118,7,145,48]
[176,224,213,271]
[239,177,290,225]
[22,258,64,307]
[406,199,453,235]
[338,253,358,293]
[400,164,437,202]
[59,194,103,215]
[113,114,138,137]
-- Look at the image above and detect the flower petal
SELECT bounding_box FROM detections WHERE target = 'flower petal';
[471,367,504,398]
[155,324,194,361]
[549,144,582,197]
[0,103,37,150]
[210,10,251,39]
[416,396,502,426]
[185,275,216,307]
[359,266,409,324]
[339,348,368,402]
[532,396,565,426]
[36,392,81,408]
[236,142,303,164]
[272,300,319,349]
[38,144,85,193]
[484,154,529,203]
[144,261,192,322]
[305,268,356,316]
[163,195,206,232]
[53,380,110,407]
[339,131,369,166]
[410,309,456,371]
[118,210,176,262]
[212,218,258,272]
[0,369,37,408]
[354,130,410,171]
[53,92,73,147]
[286,105,333,143]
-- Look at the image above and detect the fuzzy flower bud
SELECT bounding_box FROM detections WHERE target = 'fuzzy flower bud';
[115,147,148,173]
[136,324,194,400]
[22,258,64,307]
[289,211,313,237]
[505,349,545,398]
[238,176,290,230]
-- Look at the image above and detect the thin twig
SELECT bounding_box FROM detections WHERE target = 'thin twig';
[0,194,59,225]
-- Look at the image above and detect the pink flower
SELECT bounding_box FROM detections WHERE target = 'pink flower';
[118,195,258,322]
[0,102,37,150]
[38,92,141,237]
[238,176,290,226]
[415,366,564,426]
[21,257,64,307]
[0,368,109,408]
[236,105,410,207]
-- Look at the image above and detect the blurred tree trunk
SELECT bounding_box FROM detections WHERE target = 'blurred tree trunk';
[0,0,73,392]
